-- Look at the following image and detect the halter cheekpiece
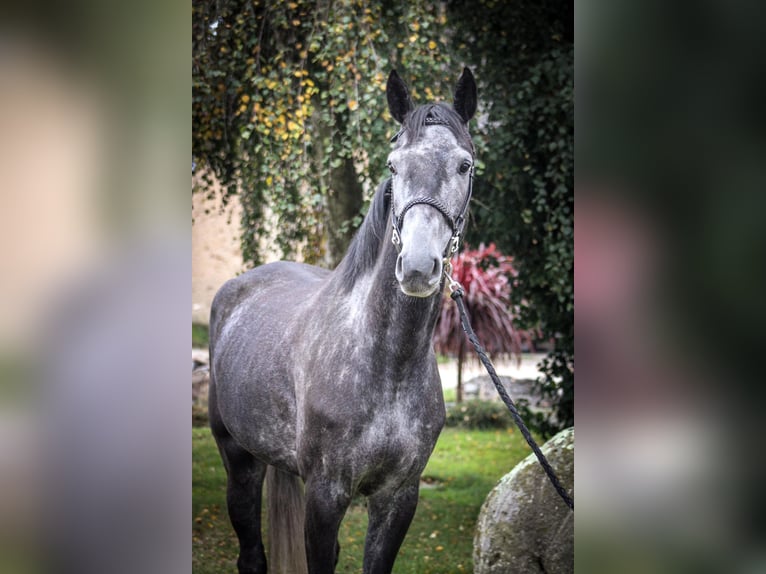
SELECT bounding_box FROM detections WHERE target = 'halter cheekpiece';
[387,116,474,259]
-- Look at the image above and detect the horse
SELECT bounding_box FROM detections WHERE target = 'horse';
[208,67,477,574]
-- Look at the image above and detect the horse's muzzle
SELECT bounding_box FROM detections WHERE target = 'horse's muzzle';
[395,251,442,297]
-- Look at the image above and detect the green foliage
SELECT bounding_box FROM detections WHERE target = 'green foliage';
[445,400,513,430]
[192,322,210,348]
[447,0,574,435]
[193,426,528,573]
[193,0,456,265]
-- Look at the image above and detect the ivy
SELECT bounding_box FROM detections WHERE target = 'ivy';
[193,0,455,265]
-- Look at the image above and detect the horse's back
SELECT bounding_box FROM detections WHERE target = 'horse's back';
[209,261,329,470]
[210,261,328,342]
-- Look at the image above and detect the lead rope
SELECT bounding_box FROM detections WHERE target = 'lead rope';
[444,268,574,511]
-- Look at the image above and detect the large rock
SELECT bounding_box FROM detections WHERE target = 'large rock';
[474,427,574,573]
[464,375,552,410]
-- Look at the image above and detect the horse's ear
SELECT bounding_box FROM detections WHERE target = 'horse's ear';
[387,70,413,124]
[453,67,477,123]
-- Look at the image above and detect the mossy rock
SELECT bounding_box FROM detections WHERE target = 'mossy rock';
[474,427,574,573]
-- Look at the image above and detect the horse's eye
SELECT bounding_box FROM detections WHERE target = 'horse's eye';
[387,161,397,175]
[459,160,472,175]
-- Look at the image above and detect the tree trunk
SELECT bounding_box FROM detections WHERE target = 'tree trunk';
[313,110,364,268]
[325,156,363,267]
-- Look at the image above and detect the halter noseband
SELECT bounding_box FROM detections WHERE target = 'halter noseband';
[387,117,474,259]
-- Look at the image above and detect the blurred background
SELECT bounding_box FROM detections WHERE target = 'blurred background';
[577,0,766,570]
[0,0,189,572]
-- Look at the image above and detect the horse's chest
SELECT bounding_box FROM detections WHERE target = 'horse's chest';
[354,407,438,487]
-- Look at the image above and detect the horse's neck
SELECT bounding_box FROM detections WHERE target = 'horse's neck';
[354,244,441,365]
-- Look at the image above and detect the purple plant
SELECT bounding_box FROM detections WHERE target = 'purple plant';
[434,243,539,402]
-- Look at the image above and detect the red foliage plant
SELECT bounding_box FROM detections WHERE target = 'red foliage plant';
[434,243,539,400]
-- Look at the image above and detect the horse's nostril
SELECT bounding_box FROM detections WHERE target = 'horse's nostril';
[431,258,440,277]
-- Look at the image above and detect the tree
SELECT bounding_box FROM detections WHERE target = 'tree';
[447,0,574,434]
[434,244,539,403]
[193,0,456,266]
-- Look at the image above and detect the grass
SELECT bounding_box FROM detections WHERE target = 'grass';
[193,323,210,348]
[442,387,457,403]
[193,426,530,573]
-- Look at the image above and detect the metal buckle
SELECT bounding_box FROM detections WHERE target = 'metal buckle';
[442,260,462,294]
[449,234,460,254]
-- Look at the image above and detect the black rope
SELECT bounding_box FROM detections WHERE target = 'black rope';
[450,286,574,511]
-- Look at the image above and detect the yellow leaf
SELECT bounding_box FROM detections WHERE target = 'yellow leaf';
[409,34,418,43]
[436,545,444,552]
[241,94,250,103]
[428,40,437,50]
[348,100,358,111]
[266,176,273,186]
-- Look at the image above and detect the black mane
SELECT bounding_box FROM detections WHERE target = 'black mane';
[336,177,392,292]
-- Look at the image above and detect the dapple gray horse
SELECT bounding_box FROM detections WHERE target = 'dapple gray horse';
[209,68,477,574]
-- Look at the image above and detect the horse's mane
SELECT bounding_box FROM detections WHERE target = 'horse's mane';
[336,177,392,292]
[335,102,473,292]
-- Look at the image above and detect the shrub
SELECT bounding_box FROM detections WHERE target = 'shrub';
[192,323,209,348]
[193,405,209,427]
[445,400,513,430]
[434,243,539,401]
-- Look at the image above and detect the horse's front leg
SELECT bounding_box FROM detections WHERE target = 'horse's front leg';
[362,481,420,574]
[304,475,351,574]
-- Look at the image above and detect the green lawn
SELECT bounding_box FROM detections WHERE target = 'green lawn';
[192,323,210,348]
[193,426,530,573]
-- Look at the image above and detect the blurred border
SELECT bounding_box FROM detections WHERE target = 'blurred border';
[2,0,765,571]
[578,0,766,570]
[0,0,189,572]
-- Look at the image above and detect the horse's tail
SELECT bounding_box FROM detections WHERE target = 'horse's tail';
[266,466,308,574]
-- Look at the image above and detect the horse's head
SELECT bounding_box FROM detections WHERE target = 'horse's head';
[385,68,477,298]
